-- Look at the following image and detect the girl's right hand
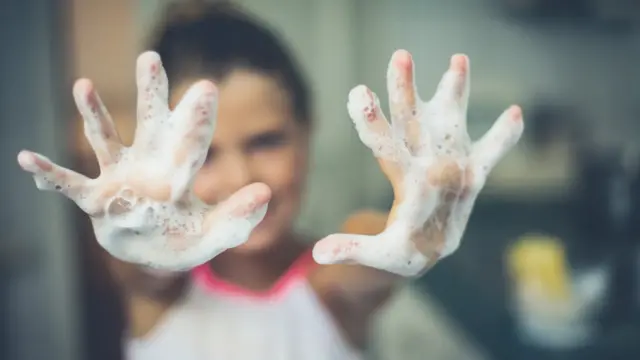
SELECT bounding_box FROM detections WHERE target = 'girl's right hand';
[17,51,271,271]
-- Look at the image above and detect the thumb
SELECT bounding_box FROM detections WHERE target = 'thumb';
[313,231,430,277]
[313,233,379,266]
[204,182,271,233]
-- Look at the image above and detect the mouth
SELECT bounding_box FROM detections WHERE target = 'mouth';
[255,199,276,227]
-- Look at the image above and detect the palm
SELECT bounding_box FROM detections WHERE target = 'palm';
[17,52,270,271]
[313,50,524,277]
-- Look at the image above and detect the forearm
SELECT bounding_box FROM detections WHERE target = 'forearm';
[310,262,402,349]
[318,263,402,305]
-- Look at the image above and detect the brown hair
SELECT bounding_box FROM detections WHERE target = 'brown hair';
[148,0,312,124]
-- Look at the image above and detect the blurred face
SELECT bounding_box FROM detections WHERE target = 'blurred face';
[171,70,309,254]
[74,69,309,255]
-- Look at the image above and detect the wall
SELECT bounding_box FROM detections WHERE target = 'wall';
[1,1,79,359]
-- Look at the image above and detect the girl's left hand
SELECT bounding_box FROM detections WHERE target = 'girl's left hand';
[312,50,524,277]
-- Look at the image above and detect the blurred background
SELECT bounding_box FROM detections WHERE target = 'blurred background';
[2,0,640,359]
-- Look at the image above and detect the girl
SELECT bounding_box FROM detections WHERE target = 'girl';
[17,2,523,359]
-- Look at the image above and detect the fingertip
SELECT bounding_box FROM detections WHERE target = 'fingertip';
[312,236,341,264]
[348,85,379,122]
[434,55,469,104]
[387,50,418,109]
[502,105,525,139]
[17,150,33,170]
[508,105,523,122]
[312,234,362,265]
[17,150,51,173]
[192,79,218,96]
[224,183,272,219]
[72,78,94,100]
[349,84,376,104]
[181,80,218,109]
[473,105,525,169]
[392,49,414,70]
[248,182,272,205]
[348,84,368,99]
[137,51,162,72]
[174,80,219,115]
[449,54,469,73]
[312,250,334,265]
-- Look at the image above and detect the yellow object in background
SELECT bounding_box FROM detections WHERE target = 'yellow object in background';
[506,234,572,301]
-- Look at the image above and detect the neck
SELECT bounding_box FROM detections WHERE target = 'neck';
[208,232,308,292]
[125,293,171,339]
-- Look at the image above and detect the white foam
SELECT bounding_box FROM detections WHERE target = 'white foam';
[314,52,524,276]
[18,51,269,271]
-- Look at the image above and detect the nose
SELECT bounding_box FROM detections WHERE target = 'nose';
[218,152,253,198]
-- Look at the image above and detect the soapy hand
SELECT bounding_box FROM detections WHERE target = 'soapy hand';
[313,50,524,277]
[17,52,270,271]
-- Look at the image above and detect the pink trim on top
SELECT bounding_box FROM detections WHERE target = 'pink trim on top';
[191,251,317,300]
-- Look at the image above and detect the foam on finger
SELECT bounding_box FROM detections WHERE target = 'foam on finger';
[133,51,171,152]
[167,80,219,201]
[136,51,170,125]
[73,79,123,167]
[386,49,418,114]
[387,50,424,154]
[472,105,524,177]
[433,54,470,105]
[17,150,87,193]
[17,149,98,213]
[313,230,429,277]
[347,85,406,161]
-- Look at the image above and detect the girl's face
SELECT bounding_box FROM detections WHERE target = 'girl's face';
[171,70,310,254]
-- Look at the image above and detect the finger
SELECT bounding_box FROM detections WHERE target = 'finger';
[167,80,219,201]
[313,233,373,264]
[17,150,92,208]
[432,54,470,108]
[154,182,270,270]
[208,183,271,220]
[347,85,405,161]
[73,79,123,168]
[99,184,272,272]
[313,233,428,276]
[191,183,271,258]
[386,50,421,152]
[472,105,524,177]
[134,51,170,149]
[417,55,472,158]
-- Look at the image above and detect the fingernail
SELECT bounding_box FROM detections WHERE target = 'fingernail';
[450,54,468,72]
[509,105,523,121]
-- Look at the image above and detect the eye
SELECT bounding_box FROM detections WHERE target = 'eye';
[246,131,288,152]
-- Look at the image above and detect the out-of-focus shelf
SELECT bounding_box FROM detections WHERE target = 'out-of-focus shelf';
[483,142,578,201]
[415,197,640,360]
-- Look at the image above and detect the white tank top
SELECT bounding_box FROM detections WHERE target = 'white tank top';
[125,252,363,360]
